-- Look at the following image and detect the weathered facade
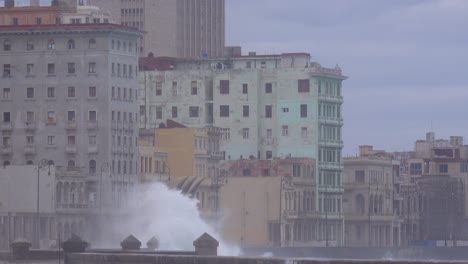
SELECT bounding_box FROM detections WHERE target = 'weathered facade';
[0,23,142,246]
[138,52,347,245]
[93,0,226,57]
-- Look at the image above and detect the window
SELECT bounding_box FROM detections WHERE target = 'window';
[172,81,177,96]
[439,164,448,173]
[26,64,34,75]
[282,125,289,136]
[355,171,365,183]
[89,135,97,145]
[47,63,55,75]
[67,135,75,145]
[266,129,272,139]
[67,111,75,121]
[409,163,422,175]
[68,63,75,74]
[243,106,249,117]
[243,168,251,176]
[67,87,75,98]
[67,160,75,170]
[89,86,96,97]
[189,107,199,118]
[156,107,162,119]
[461,163,468,173]
[47,111,55,123]
[26,112,34,122]
[220,105,230,117]
[266,151,273,160]
[68,39,75,49]
[220,80,229,94]
[3,112,10,122]
[88,39,96,49]
[260,61,266,68]
[36,17,42,25]
[47,136,55,145]
[47,39,55,50]
[301,127,308,139]
[26,87,34,99]
[89,111,97,121]
[282,107,289,113]
[242,128,249,139]
[3,64,11,76]
[191,81,198,95]
[242,84,248,94]
[246,61,251,68]
[298,79,310,93]
[47,87,55,98]
[301,104,308,118]
[172,106,178,118]
[265,83,272,93]
[2,137,11,147]
[139,106,145,116]
[89,160,97,174]
[12,18,18,25]
[156,82,162,96]
[89,62,96,73]
[265,105,272,118]
[3,40,11,51]
[27,136,34,145]
[2,88,11,99]
[26,40,34,51]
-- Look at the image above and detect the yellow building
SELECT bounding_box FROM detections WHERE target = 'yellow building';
[154,120,223,178]
[138,129,169,182]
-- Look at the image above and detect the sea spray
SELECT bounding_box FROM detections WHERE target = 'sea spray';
[94,181,241,256]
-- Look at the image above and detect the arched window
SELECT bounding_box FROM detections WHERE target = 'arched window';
[48,39,55,50]
[89,160,96,174]
[3,161,10,167]
[68,39,75,50]
[67,160,75,170]
[26,40,34,51]
[56,182,62,203]
[3,40,11,51]
[26,160,34,165]
[88,38,96,49]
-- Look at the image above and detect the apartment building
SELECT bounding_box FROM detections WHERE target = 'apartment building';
[0,23,142,244]
[343,154,401,247]
[139,52,347,245]
[93,0,225,57]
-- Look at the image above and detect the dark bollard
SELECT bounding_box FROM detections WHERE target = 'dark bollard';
[147,236,159,250]
[121,235,141,250]
[193,233,219,256]
[10,239,32,260]
[61,234,88,264]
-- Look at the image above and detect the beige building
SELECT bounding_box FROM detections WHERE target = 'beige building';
[219,158,320,248]
[93,0,225,57]
[138,129,169,182]
[343,153,401,247]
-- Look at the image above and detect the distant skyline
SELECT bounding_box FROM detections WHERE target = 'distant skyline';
[4,0,468,156]
[226,0,468,155]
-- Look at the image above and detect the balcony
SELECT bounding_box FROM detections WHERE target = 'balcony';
[0,122,13,131]
[66,121,77,130]
[209,151,224,159]
[88,146,98,154]
[87,121,98,130]
[24,122,37,131]
[318,184,344,193]
[65,145,77,154]
[319,116,343,125]
[319,139,344,147]
[318,94,343,103]
[284,210,319,219]
[0,146,13,155]
[318,162,344,170]
[24,145,36,155]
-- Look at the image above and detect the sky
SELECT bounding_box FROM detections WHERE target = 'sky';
[226,0,468,156]
[5,0,468,155]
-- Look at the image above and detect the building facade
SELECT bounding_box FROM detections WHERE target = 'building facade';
[139,52,347,245]
[220,158,318,248]
[343,154,401,247]
[0,23,142,245]
[93,0,225,57]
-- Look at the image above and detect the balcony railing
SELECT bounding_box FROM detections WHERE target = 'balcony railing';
[0,146,13,155]
[87,121,98,130]
[65,145,77,154]
[0,122,13,130]
[66,121,77,130]
[24,145,36,154]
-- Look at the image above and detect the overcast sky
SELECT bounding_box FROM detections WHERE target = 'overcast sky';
[6,0,468,155]
[226,0,468,155]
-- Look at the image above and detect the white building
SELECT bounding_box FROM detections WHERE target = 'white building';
[139,52,347,245]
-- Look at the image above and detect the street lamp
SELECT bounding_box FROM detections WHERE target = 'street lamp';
[279,175,292,247]
[36,159,53,249]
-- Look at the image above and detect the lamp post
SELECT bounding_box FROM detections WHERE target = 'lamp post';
[279,176,292,247]
[36,159,53,249]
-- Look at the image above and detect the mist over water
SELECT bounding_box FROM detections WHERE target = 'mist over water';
[95,182,241,256]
